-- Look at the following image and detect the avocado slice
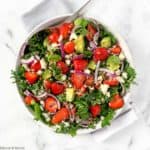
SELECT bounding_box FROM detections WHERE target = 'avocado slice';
[88,60,96,70]
[74,35,85,53]
[42,69,52,79]
[66,88,75,102]
[106,55,120,71]
[43,37,49,47]
[100,36,112,48]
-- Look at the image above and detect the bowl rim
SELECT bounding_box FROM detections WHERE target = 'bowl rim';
[16,13,134,135]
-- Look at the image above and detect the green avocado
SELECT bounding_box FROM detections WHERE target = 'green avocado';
[106,55,120,71]
[88,60,96,70]
[74,35,85,53]
[42,69,52,79]
[66,88,75,102]
[100,36,112,48]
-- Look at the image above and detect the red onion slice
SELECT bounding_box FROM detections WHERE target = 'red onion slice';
[73,54,84,60]
[93,32,99,45]
[47,93,61,110]
[99,68,116,77]
[89,41,97,51]
[60,42,65,59]
[20,56,35,65]
[94,61,100,83]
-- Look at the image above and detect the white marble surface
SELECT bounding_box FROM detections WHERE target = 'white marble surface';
[0,0,150,149]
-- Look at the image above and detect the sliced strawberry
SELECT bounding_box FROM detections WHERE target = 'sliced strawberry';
[48,32,59,43]
[44,97,58,113]
[103,78,119,86]
[85,75,94,86]
[51,107,69,124]
[111,45,121,55]
[57,61,69,74]
[30,61,41,72]
[109,94,124,109]
[64,41,75,54]
[71,73,86,89]
[24,71,38,84]
[59,23,73,39]
[86,23,97,41]
[73,59,88,71]
[24,96,35,105]
[43,80,52,90]
[51,82,65,95]
[93,47,109,61]
[90,104,101,117]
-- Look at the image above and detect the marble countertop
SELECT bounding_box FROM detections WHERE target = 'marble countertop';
[0,0,150,149]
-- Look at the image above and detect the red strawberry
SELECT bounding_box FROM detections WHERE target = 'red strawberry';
[90,104,101,117]
[30,61,41,72]
[71,73,86,89]
[93,47,109,61]
[51,82,65,95]
[57,61,69,74]
[86,23,97,41]
[43,80,52,90]
[44,97,58,113]
[73,59,88,71]
[64,41,75,54]
[24,71,38,84]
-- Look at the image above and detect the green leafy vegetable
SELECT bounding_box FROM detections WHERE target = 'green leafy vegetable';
[100,27,117,45]
[11,66,28,95]
[46,54,61,62]
[57,93,66,102]
[74,98,90,120]
[74,18,89,27]
[74,18,89,36]
[27,30,49,56]
[101,107,115,127]
[27,80,43,95]
[33,102,42,120]
[83,50,93,59]
[55,123,79,136]
[123,61,136,89]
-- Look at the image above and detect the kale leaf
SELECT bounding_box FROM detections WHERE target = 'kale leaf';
[27,30,49,57]
[123,60,136,89]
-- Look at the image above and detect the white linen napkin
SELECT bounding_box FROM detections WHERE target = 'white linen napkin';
[6,0,137,141]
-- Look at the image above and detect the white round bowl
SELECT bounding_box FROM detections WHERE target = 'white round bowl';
[16,14,133,135]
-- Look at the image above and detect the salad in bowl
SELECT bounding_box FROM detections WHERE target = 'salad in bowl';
[12,17,136,136]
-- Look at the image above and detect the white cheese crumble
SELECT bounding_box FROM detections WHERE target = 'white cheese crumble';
[61,75,67,81]
[65,55,70,59]
[68,83,72,88]
[115,70,121,76]
[69,32,77,40]
[84,69,91,74]
[22,64,29,71]
[116,76,125,83]
[37,70,42,75]
[40,101,44,106]
[40,58,47,69]
[65,59,71,65]
[51,43,58,48]
[122,72,128,79]
[58,35,63,42]
[106,92,110,97]
[119,52,125,60]
[97,75,103,81]
[100,84,109,95]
